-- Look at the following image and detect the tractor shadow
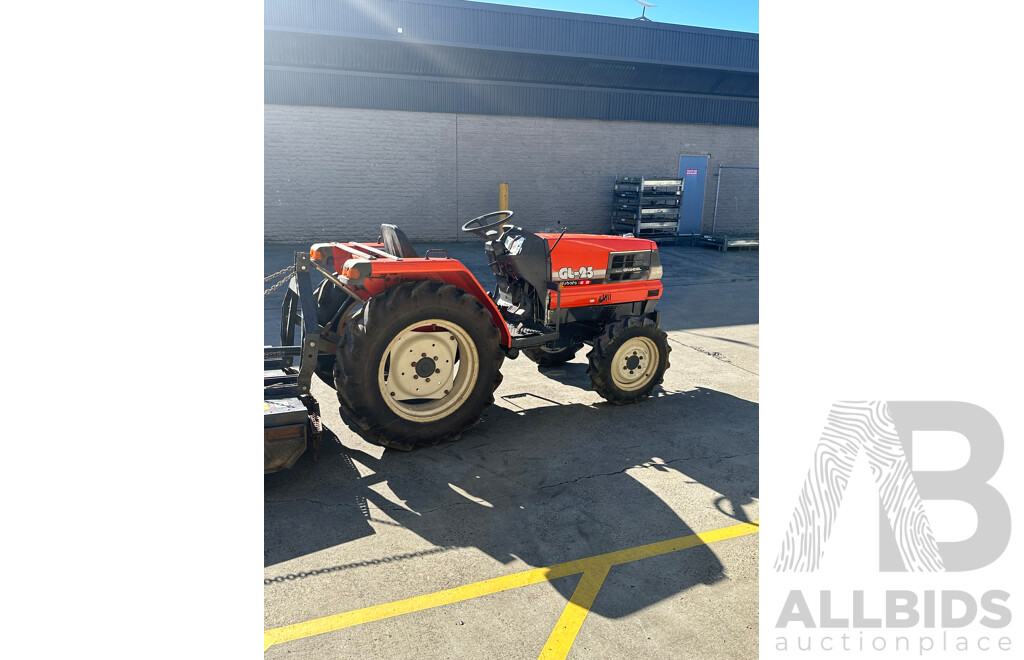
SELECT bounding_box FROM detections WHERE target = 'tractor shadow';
[264,387,758,619]
[524,361,593,393]
[264,429,377,566]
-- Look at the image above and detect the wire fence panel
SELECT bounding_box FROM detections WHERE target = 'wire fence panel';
[710,166,758,235]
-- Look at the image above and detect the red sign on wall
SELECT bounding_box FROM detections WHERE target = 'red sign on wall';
[685,169,699,176]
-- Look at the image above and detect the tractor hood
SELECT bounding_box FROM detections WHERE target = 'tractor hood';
[539,233,661,284]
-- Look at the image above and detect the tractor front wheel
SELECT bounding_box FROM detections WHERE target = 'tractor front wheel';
[334,281,504,450]
[587,317,670,404]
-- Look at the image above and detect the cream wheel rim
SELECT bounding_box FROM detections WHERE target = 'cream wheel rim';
[378,319,479,422]
[610,336,658,391]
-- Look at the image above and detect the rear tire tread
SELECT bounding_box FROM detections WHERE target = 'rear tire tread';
[334,281,504,450]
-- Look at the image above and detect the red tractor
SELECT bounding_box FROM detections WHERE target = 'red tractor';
[284,211,670,451]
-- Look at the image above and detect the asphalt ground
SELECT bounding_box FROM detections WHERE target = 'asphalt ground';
[264,238,759,659]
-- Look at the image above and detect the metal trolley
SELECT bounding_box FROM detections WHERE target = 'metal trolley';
[611,176,683,240]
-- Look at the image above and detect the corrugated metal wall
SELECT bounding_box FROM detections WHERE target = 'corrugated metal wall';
[264,0,758,126]
[264,31,758,96]
[266,0,758,70]
[265,68,757,126]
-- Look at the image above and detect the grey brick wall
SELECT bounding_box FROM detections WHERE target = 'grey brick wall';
[265,105,758,243]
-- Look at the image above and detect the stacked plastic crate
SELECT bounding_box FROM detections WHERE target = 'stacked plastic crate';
[611,177,683,240]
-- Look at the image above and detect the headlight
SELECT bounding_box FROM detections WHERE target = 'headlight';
[649,250,663,280]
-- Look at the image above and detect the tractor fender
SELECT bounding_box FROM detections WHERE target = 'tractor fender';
[319,243,511,347]
[422,270,512,347]
[350,266,511,347]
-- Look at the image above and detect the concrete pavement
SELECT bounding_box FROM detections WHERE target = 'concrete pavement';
[264,239,758,659]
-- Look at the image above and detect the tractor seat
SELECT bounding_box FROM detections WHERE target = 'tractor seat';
[380,224,418,259]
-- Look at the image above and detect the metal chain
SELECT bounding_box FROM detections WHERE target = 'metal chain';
[266,264,294,282]
[264,268,294,296]
[264,265,294,282]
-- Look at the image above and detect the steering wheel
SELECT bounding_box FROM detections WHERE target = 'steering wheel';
[461,210,514,239]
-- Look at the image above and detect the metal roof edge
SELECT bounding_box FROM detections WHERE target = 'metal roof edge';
[266,64,759,102]
[264,100,759,128]
[398,0,759,38]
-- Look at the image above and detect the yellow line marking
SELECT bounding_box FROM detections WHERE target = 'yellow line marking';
[263,565,557,651]
[537,564,611,660]
[264,520,758,653]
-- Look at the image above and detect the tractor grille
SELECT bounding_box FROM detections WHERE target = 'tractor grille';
[606,251,651,282]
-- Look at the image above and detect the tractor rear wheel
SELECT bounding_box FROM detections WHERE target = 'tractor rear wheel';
[523,343,582,367]
[334,281,504,450]
[587,316,670,404]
